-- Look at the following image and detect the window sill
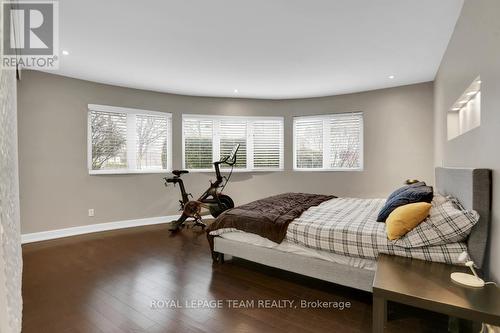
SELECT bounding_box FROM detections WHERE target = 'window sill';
[184,168,284,173]
[293,168,364,172]
[89,169,171,175]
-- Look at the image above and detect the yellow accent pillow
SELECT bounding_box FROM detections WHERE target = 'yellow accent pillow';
[386,202,432,240]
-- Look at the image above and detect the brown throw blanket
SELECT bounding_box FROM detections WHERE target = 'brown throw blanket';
[207,193,335,256]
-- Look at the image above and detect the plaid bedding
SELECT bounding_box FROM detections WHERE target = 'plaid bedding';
[285,197,472,264]
[392,197,479,248]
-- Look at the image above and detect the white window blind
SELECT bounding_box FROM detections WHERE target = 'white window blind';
[219,120,247,169]
[182,115,284,171]
[328,113,363,169]
[295,118,323,169]
[183,119,213,169]
[88,105,172,174]
[253,120,283,169]
[294,112,363,171]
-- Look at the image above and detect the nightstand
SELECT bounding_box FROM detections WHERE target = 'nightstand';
[372,254,500,333]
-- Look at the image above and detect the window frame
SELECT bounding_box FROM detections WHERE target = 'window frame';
[293,112,364,172]
[87,104,172,175]
[182,114,284,172]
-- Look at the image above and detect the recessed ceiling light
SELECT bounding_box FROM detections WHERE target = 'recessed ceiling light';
[452,107,461,111]
[388,75,395,79]
[466,91,478,96]
[62,50,69,55]
[234,89,238,93]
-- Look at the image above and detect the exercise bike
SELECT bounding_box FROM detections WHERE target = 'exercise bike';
[163,144,240,232]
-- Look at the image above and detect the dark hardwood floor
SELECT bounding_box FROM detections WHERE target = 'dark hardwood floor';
[22,224,448,332]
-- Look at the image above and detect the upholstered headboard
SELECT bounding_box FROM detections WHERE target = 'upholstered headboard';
[435,167,492,268]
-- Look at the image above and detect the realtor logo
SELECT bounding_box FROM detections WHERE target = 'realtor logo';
[2,1,59,69]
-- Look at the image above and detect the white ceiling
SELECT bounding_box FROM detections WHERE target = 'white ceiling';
[49,0,463,99]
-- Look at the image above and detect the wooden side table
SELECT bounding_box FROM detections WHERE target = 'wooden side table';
[373,254,500,333]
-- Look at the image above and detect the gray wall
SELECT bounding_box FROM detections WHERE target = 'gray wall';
[18,70,434,234]
[434,0,500,281]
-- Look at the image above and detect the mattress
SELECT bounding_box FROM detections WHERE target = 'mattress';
[220,231,377,271]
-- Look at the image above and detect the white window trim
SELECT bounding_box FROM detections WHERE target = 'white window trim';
[293,112,364,172]
[87,104,172,175]
[182,114,284,172]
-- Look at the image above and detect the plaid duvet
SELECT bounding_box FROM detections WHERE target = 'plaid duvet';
[285,197,473,264]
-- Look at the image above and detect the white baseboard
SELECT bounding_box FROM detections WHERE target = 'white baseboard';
[21,214,180,244]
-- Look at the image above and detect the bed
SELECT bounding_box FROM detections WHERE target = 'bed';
[209,168,492,292]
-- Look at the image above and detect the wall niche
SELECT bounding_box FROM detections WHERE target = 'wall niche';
[447,77,481,140]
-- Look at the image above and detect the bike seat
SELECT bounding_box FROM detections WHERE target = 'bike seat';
[172,170,189,176]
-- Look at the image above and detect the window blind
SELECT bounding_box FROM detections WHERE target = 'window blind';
[183,119,214,169]
[182,115,284,171]
[329,113,362,169]
[252,120,283,169]
[88,105,172,174]
[219,120,247,169]
[295,118,323,169]
[294,113,363,170]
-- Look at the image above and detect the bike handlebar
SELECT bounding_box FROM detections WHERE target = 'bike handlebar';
[218,143,240,166]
